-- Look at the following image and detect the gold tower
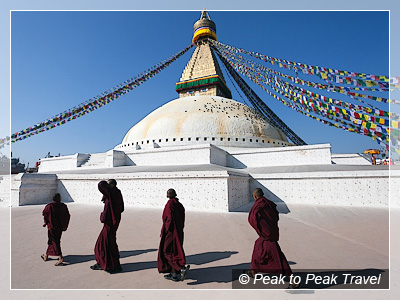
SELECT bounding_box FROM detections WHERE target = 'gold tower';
[176,11,232,99]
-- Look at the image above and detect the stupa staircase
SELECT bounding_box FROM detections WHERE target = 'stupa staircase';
[79,153,107,169]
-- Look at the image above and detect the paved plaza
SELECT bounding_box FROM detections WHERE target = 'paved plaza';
[1,201,399,299]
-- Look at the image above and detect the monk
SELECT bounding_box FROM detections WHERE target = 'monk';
[41,193,70,266]
[90,179,124,273]
[158,189,190,282]
[248,188,300,288]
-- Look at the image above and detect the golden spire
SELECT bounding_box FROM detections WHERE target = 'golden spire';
[192,9,217,45]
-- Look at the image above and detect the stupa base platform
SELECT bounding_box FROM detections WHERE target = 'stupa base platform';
[7,163,398,211]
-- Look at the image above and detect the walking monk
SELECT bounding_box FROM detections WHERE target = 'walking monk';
[158,189,190,282]
[90,179,124,273]
[248,188,300,288]
[41,193,70,266]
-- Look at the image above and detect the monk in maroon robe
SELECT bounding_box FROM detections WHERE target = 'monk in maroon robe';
[158,189,190,282]
[249,188,300,288]
[41,193,70,266]
[90,179,124,273]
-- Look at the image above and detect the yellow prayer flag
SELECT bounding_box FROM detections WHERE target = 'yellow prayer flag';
[365,80,376,87]
[380,76,389,82]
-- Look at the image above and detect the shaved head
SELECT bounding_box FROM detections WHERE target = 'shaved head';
[167,189,177,199]
[108,179,117,188]
[53,193,61,202]
[253,188,264,199]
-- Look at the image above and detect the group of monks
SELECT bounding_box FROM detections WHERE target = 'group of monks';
[41,180,299,287]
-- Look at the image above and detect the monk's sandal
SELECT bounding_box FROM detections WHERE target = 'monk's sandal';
[90,264,102,270]
[180,265,190,281]
[164,273,180,282]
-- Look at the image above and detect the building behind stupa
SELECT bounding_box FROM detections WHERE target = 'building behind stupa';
[7,11,396,211]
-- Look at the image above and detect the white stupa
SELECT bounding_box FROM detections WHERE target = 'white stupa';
[117,96,290,151]
[8,11,393,211]
[117,10,290,152]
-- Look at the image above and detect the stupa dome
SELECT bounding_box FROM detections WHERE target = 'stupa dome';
[116,95,290,150]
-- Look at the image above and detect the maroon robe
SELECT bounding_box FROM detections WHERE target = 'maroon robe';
[94,181,124,271]
[248,197,292,275]
[158,198,186,273]
[42,201,70,256]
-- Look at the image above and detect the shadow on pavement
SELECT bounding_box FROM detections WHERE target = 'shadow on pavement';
[120,248,157,258]
[120,251,240,274]
[64,248,157,265]
[184,257,296,285]
[121,260,158,273]
[186,262,251,285]
[62,254,95,265]
[187,251,238,265]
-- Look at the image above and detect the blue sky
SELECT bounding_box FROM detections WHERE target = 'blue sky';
[3,8,395,166]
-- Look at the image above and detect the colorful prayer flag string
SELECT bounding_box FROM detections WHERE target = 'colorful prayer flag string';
[217,46,390,120]
[211,40,389,84]
[0,44,194,148]
[210,40,391,148]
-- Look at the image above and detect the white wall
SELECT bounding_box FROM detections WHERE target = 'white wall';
[19,143,398,210]
[11,173,57,206]
[57,170,249,212]
[331,153,371,165]
[37,143,334,172]
[0,175,11,206]
[11,166,396,210]
[124,144,222,167]
[38,153,89,173]
[390,169,400,208]
[251,168,394,207]
[227,174,250,210]
[225,144,332,168]
[108,150,127,167]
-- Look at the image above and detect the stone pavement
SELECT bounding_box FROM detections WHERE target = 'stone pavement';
[1,203,399,299]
